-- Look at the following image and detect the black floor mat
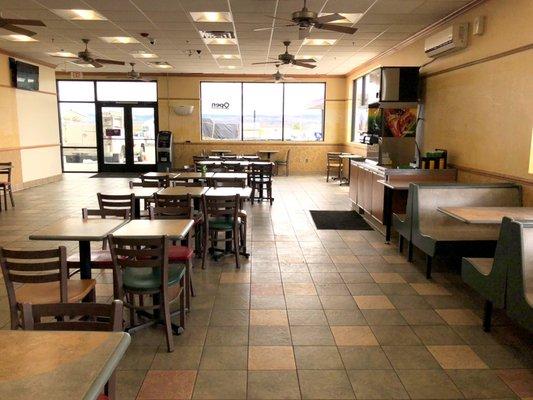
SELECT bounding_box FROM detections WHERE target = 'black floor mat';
[90,172,140,178]
[310,210,373,230]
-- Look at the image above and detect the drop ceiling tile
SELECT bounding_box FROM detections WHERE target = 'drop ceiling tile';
[369,0,426,14]
[179,0,230,12]
[322,0,376,13]
[412,0,471,14]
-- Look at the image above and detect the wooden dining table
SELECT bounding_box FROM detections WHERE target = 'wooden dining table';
[111,219,195,240]
[0,330,130,400]
[171,171,215,182]
[158,185,209,197]
[29,218,127,279]
[438,207,533,224]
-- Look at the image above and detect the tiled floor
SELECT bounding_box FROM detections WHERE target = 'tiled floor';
[0,174,532,399]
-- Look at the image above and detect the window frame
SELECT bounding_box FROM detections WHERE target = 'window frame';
[57,79,158,173]
[200,81,326,142]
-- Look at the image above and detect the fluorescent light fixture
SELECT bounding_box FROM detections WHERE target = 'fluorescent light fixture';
[52,9,107,20]
[149,61,173,69]
[300,55,323,60]
[302,38,337,46]
[318,13,363,24]
[213,54,240,59]
[220,65,239,69]
[190,12,233,23]
[100,36,139,44]
[69,61,95,68]
[203,37,237,45]
[47,51,77,57]
[0,34,37,42]
[131,51,158,59]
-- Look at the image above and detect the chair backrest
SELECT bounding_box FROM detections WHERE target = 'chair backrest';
[209,177,246,188]
[221,154,237,159]
[202,194,240,221]
[171,181,205,187]
[0,162,13,182]
[142,176,169,188]
[0,247,68,307]
[250,163,273,183]
[98,193,135,217]
[327,152,341,164]
[82,207,131,219]
[223,163,246,172]
[411,183,522,233]
[506,219,533,329]
[108,235,169,298]
[21,300,123,332]
[151,194,193,219]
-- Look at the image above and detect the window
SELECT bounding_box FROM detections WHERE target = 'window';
[201,82,241,140]
[283,83,325,141]
[200,81,325,141]
[96,81,157,102]
[57,81,98,172]
[243,83,283,141]
[351,77,367,141]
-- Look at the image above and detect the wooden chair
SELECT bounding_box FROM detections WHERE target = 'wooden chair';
[0,162,15,211]
[326,152,343,182]
[98,193,135,217]
[250,163,274,204]
[142,176,169,188]
[209,177,246,188]
[201,194,242,269]
[151,193,196,309]
[274,149,290,176]
[129,179,161,188]
[108,235,185,352]
[21,300,123,400]
[67,208,130,276]
[0,246,96,329]
[171,181,205,187]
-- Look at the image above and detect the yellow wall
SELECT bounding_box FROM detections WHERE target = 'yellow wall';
[0,53,62,189]
[345,0,533,188]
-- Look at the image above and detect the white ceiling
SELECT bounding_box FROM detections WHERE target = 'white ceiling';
[0,0,473,76]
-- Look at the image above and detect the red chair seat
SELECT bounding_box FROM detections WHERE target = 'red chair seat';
[67,249,114,269]
[168,246,193,262]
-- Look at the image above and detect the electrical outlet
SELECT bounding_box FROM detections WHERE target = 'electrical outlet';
[305,158,309,163]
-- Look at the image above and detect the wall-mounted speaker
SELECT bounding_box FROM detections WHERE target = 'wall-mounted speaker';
[172,105,194,116]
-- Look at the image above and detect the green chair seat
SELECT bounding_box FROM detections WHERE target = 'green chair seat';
[209,219,235,230]
[123,265,185,290]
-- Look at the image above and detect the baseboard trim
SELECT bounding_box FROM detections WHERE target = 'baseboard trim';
[13,174,63,191]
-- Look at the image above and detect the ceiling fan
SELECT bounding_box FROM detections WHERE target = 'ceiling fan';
[254,0,357,39]
[0,15,46,37]
[252,41,316,69]
[125,63,150,81]
[259,65,295,83]
[51,39,125,68]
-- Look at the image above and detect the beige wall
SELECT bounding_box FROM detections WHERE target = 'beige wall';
[0,53,62,189]
[345,0,533,198]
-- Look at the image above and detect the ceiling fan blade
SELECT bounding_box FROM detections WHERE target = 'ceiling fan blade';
[254,24,296,32]
[95,58,125,65]
[316,23,357,34]
[2,24,37,37]
[294,58,316,63]
[1,18,46,26]
[90,61,103,68]
[50,55,78,59]
[298,27,310,40]
[292,61,316,69]
[315,13,344,24]
[252,61,281,65]
[266,15,294,23]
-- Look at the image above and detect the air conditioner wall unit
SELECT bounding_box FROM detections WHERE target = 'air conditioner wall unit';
[424,23,468,58]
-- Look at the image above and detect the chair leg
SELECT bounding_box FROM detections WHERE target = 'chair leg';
[233,227,240,269]
[483,300,493,332]
[180,278,186,329]
[184,259,191,310]
[407,242,414,262]
[161,290,174,353]
[105,372,117,400]
[3,189,7,211]
[326,168,330,182]
[425,255,432,279]
[8,187,14,207]
[286,164,289,176]
[398,236,404,253]
[201,228,208,269]
[268,183,273,205]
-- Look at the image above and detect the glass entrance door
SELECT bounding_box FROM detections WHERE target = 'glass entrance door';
[97,104,157,172]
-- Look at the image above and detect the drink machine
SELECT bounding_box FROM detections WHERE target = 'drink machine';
[156,131,173,172]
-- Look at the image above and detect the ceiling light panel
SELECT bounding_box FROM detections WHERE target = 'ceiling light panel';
[52,9,107,21]
[212,54,240,59]
[318,13,363,24]
[149,61,173,69]
[99,36,139,44]
[302,38,337,46]
[131,51,158,59]
[190,12,233,23]
[47,51,77,57]
[0,35,37,42]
